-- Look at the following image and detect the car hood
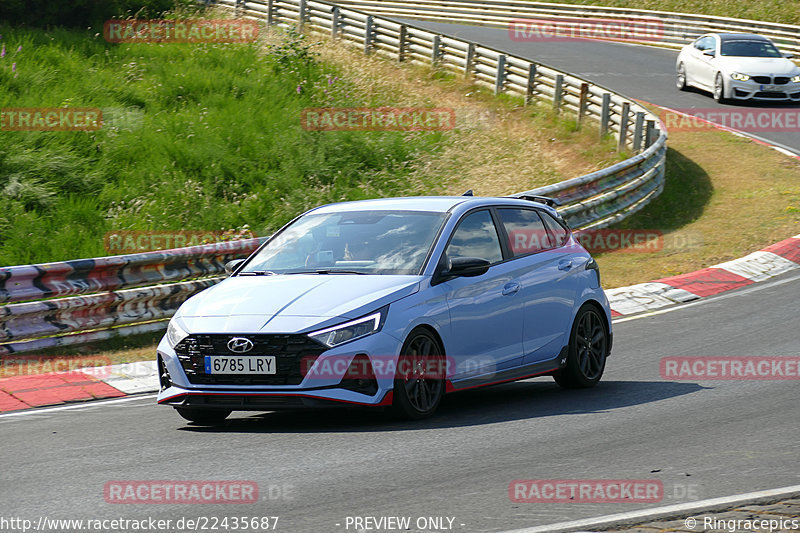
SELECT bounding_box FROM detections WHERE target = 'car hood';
[176,274,422,333]
[717,56,800,76]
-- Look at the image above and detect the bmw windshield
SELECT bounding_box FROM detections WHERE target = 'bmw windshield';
[720,39,782,57]
[240,210,447,275]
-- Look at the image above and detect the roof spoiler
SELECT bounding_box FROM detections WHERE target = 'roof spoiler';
[507,194,561,208]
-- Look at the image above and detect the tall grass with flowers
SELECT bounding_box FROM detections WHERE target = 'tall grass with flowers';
[0,25,447,266]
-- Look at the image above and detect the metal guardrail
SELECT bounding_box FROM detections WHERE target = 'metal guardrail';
[329,0,800,56]
[0,239,265,355]
[0,0,669,355]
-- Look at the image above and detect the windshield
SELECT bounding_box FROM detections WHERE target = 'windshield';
[241,210,447,275]
[720,39,782,57]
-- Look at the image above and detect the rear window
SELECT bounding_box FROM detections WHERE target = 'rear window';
[498,208,553,257]
[540,211,570,248]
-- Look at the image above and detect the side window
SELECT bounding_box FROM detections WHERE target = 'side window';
[540,211,570,248]
[498,208,552,257]
[446,210,503,264]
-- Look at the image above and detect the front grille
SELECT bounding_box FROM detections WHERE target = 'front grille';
[175,334,326,385]
[774,77,790,85]
[754,91,786,99]
[752,76,771,84]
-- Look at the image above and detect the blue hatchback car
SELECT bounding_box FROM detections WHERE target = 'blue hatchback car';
[157,195,612,423]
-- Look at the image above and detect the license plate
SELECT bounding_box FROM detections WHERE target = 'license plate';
[204,356,276,375]
[760,84,780,91]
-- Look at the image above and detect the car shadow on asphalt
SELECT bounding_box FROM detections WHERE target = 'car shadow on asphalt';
[176,379,706,433]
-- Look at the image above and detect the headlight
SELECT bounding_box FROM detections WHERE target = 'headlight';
[308,310,385,349]
[165,318,190,349]
[791,75,800,83]
[730,72,750,81]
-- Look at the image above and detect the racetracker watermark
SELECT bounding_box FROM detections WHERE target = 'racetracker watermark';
[104,481,259,504]
[0,108,102,131]
[507,228,693,254]
[660,108,800,133]
[103,230,255,254]
[299,354,455,382]
[0,356,112,378]
[661,356,800,380]
[573,229,664,253]
[509,479,663,503]
[301,107,456,132]
[508,17,663,43]
[103,19,259,43]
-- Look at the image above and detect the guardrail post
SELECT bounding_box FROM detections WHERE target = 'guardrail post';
[600,93,611,137]
[266,0,275,26]
[553,74,564,113]
[633,111,645,151]
[495,54,506,95]
[525,63,536,106]
[464,43,475,79]
[432,35,442,67]
[364,16,374,55]
[577,82,589,127]
[618,101,630,151]
[645,120,656,148]
[298,0,306,29]
[331,6,340,39]
[234,0,243,17]
[398,25,407,62]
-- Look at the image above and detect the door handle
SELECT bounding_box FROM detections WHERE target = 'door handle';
[558,259,573,271]
[502,282,520,296]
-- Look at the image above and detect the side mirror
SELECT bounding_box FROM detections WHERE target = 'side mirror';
[783,52,795,59]
[225,258,245,275]
[445,257,491,278]
[702,49,715,57]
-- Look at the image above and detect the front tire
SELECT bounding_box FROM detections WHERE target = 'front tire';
[392,329,445,420]
[553,305,608,389]
[175,407,231,425]
[713,72,728,103]
[676,63,688,91]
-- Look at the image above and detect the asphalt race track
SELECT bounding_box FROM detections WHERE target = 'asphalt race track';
[401,20,800,157]
[2,271,799,532]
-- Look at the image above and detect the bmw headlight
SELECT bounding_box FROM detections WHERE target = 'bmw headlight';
[792,75,800,83]
[730,72,750,81]
[308,309,385,349]
[165,318,190,349]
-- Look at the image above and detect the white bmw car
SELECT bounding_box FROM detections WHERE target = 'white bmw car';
[676,33,800,103]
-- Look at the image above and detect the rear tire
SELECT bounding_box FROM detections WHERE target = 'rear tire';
[175,407,231,425]
[392,329,445,420]
[553,305,608,389]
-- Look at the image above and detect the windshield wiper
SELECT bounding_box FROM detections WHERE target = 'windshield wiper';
[238,270,276,276]
[285,269,366,275]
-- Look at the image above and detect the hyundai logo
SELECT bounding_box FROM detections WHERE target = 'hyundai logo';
[227,337,254,353]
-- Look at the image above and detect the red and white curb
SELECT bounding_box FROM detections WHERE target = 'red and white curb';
[1,234,799,412]
[0,361,158,413]
[607,234,800,316]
